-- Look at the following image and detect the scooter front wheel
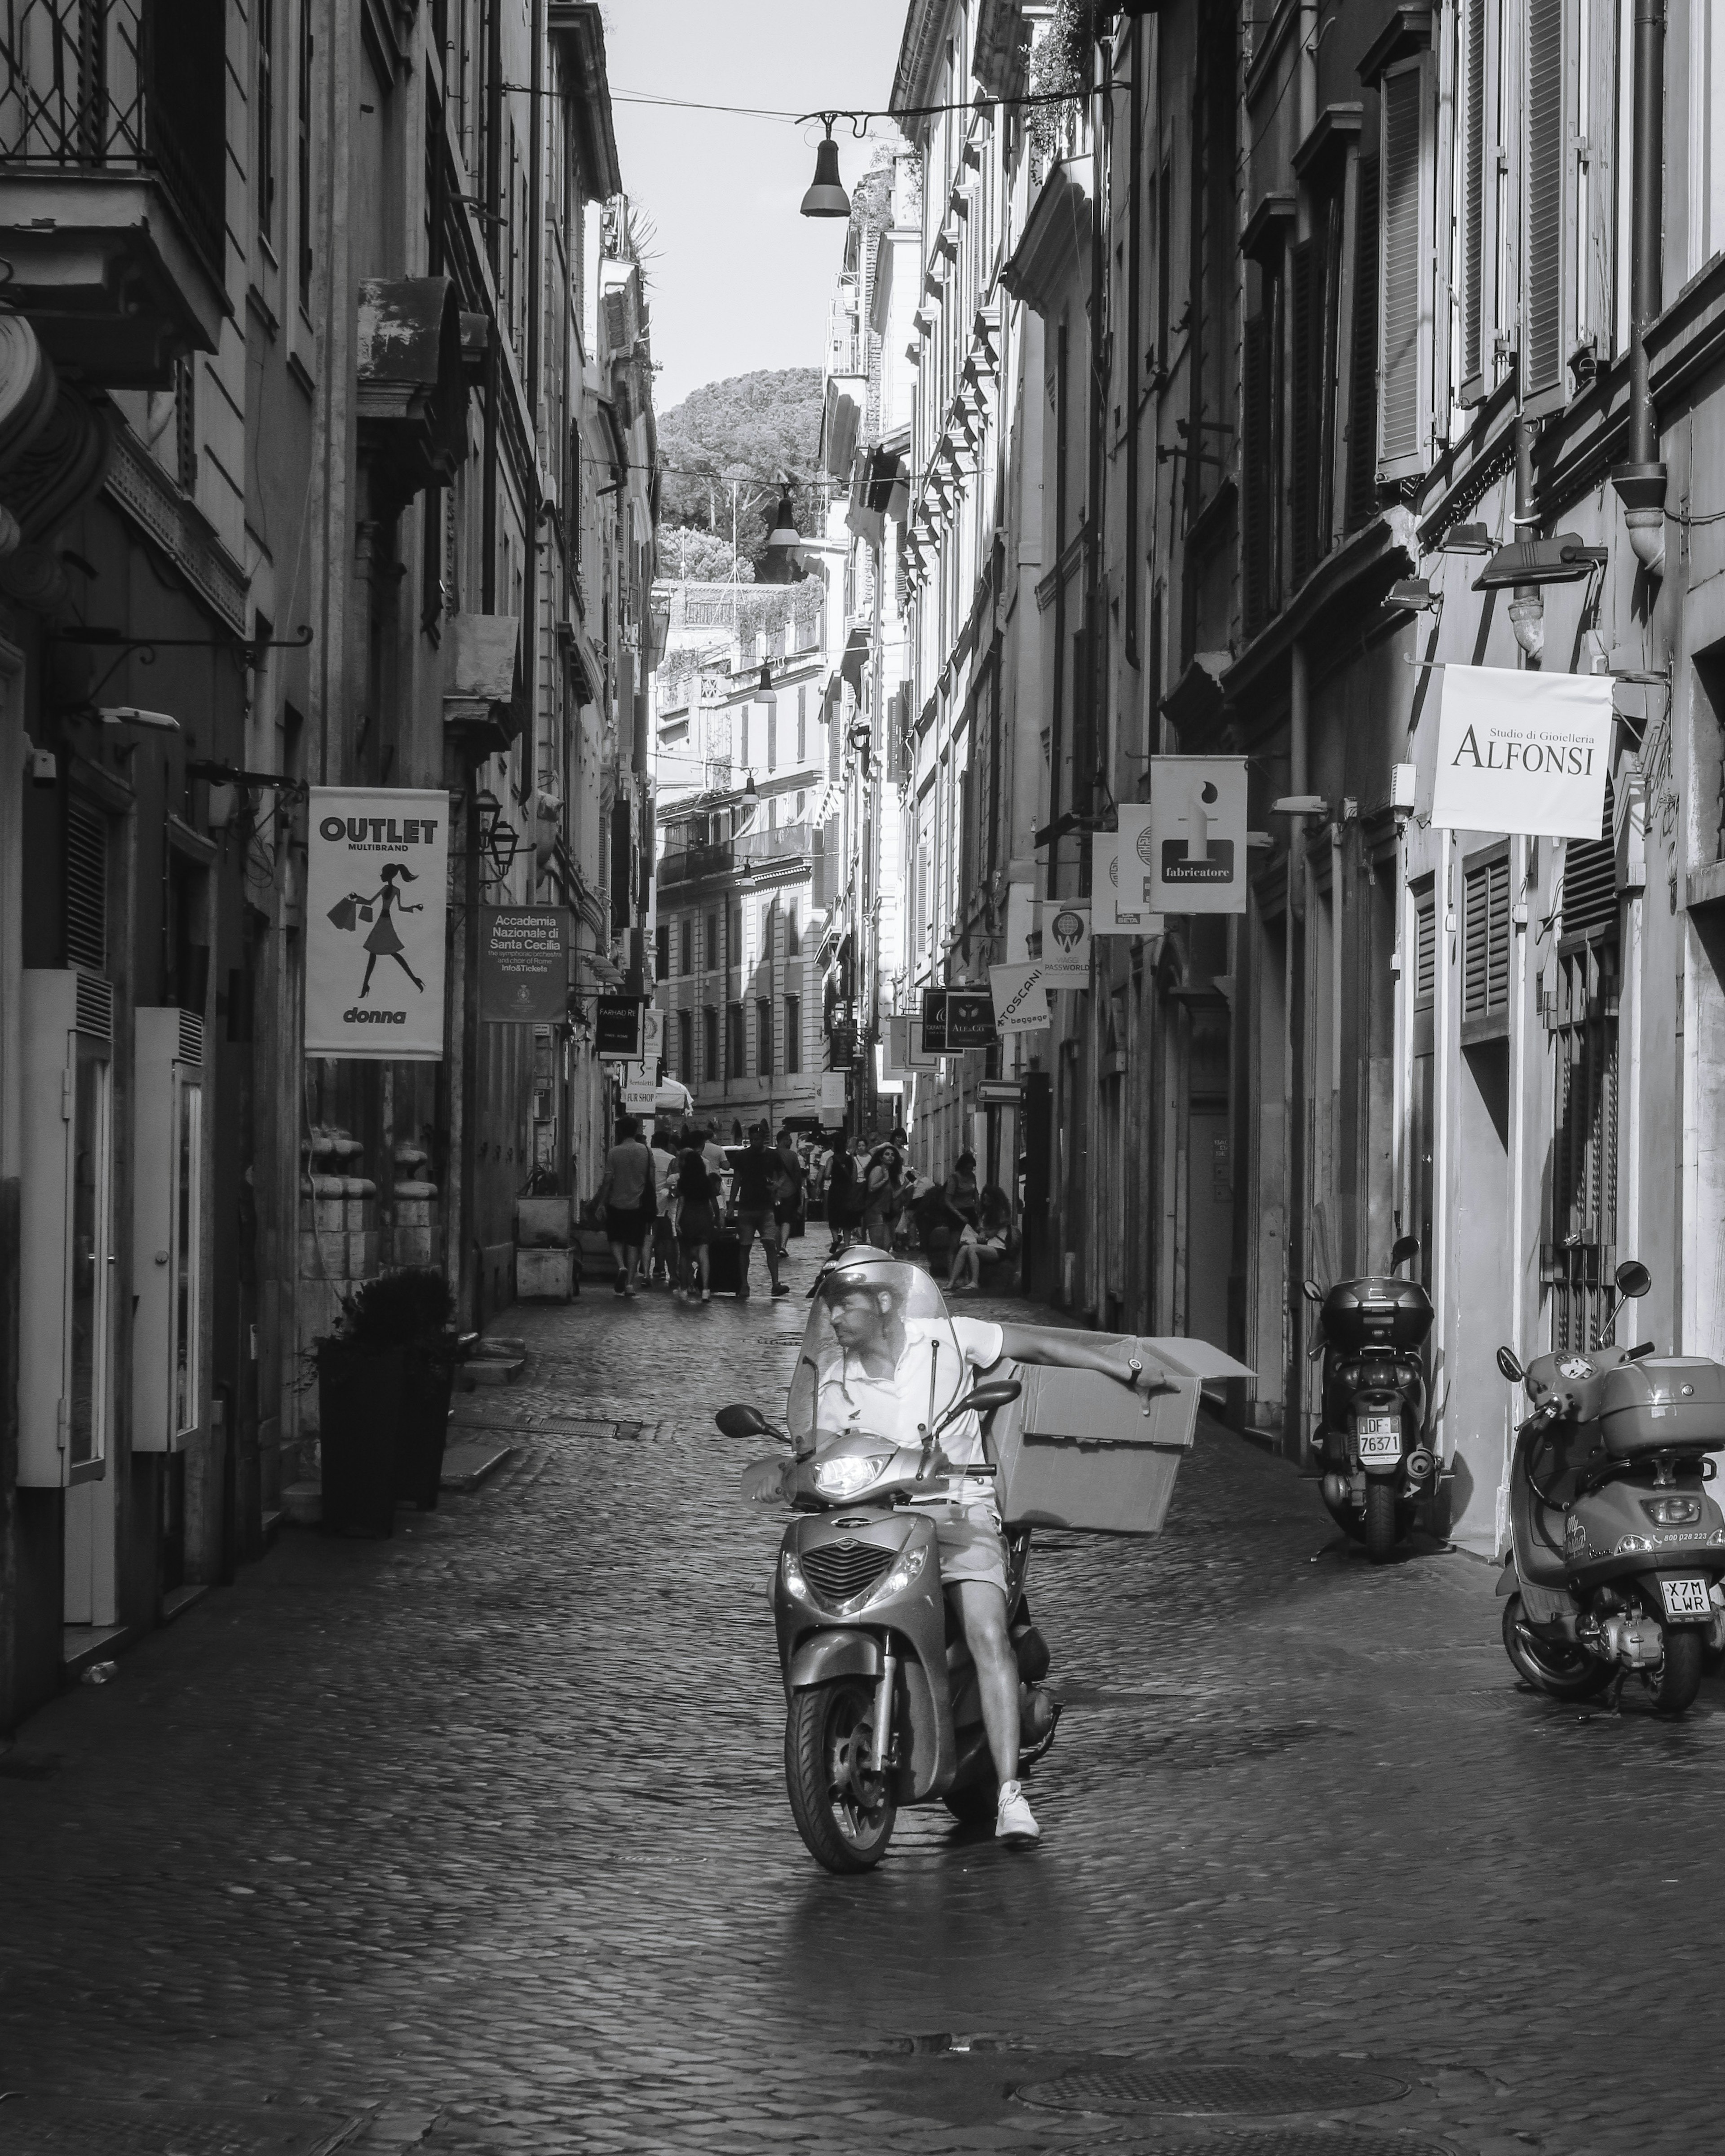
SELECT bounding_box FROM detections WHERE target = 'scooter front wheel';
[1501,1594,1612,1699]
[784,1679,897,1873]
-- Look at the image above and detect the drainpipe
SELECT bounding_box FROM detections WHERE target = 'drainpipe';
[1610,0,1667,577]
[1285,638,1309,1451]
[1509,414,1544,661]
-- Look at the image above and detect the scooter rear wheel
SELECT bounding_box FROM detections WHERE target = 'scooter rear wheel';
[1501,1594,1612,1699]
[1363,1478,1399,1563]
[1649,1626,1705,1715]
[784,1679,897,1873]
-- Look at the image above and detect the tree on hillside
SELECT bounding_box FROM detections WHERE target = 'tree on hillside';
[656,368,824,573]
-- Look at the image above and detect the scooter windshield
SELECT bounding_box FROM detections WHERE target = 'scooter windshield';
[785,1251,970,1459]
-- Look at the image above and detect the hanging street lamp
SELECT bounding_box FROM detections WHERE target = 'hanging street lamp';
[800,120,851,218]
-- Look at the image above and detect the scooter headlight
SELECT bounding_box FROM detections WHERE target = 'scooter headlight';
[812,1453,893,1498]
[781,1550,812,1600]
[1614,1533,1655,1555]
[862,1542,928,1609]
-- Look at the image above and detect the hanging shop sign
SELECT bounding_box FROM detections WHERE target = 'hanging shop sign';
[828,1020,858,1069]
[990,962,1052,1035]
[595,995,646,1059]
[921,988,998,1052]
[882,1013,938,1078]
[1429,665,1614,839]
[1037,899,1092,981]
[1147,756,1248,914]
[1004,881,1040,963]
[306,787,450,1060]
[479,906,568,1024]
[819,1073,849,1127]
[1094,823,1164,935]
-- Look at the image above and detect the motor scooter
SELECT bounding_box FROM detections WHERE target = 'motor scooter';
[1302,1234,1437,1560]
[1496,1259,1725,1715]
[719,1259,1059,1874]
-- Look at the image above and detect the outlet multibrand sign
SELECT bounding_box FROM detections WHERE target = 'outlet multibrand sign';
[1430,666,1614,839]
[306,787,450,1060]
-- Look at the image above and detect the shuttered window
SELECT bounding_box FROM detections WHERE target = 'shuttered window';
[1523,0,1565,399]
[1345,150,1380,530]
[1242,314,1272,635]
[1414,885,1437,1004]
[65,800,107,973]
[1461,0,1486,387]
[1290,239,1316,586]
[1561,778,1618,938]
[1378,56,1435,479]
[1462,845,1511,1030]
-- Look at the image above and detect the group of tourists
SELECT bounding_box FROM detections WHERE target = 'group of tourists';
[593,1115,1022,1303]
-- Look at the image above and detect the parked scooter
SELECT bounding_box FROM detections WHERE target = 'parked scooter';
[1302,1235,1437,1561]
[719,1260,1059,1874]
[1495,1260,1725,1715]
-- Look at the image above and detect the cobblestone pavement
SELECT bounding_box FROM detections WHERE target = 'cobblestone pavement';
[2,1243,1724,2155]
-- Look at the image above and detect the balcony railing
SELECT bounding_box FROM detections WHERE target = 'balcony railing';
[658,840,735,888]
[738,822,811,863]
[0,0,225,275]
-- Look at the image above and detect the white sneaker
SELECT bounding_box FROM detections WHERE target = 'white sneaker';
[995,1780,1039,1846]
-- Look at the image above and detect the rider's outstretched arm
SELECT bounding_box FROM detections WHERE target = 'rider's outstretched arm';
[995,1324,1142,1386]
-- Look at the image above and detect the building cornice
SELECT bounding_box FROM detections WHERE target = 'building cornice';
[891,0,957,137]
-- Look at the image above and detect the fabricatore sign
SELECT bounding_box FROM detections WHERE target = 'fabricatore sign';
[306,787,449,1060]
[990,961,1051,1035]
[479,907,568,1024]
[1147,756,1248,914]
[1429,666,1614,839]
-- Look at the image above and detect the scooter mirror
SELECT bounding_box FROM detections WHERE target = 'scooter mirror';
[935,1380,1023,1432]
[1389,1234,1421,1271]
[1301,1278,1326,1306]
[715,1403,770,1439]
[1615,1259,1652,1299]
[1495,1346,1524,1384]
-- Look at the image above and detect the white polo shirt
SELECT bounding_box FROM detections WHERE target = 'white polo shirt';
[813,1315,1005,1497]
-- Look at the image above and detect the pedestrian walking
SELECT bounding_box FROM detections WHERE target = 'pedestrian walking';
[673,1125,717,1303]
[596,1115,655,1296]
[728,1121,787,1298]
[773,1122,806,1258]
[648,1123,678,1287]
[862,1143,902,1247]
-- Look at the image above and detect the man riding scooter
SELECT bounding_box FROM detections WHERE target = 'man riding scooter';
[742,1253,1146,1846]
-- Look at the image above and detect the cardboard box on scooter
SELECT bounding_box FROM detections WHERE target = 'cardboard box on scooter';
[986,1331,1253,1535]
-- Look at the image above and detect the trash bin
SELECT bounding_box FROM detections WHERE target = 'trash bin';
[317,1339,403,1537]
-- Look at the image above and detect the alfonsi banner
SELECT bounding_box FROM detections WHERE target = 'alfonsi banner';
[306,788,449,1060]
[1430,666,1614,839]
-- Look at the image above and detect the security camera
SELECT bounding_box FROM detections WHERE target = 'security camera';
[98,707,181,732]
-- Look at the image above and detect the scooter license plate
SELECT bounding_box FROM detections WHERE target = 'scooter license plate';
[1659,1576,1711,1622]
[1356,1418,1401,1461]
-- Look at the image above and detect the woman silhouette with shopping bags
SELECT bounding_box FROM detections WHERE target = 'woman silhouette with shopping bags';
[352,862,425,995]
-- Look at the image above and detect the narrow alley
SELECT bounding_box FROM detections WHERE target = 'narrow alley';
[0,1246,1720,2156]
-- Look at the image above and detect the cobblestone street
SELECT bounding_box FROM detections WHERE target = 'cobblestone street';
[2,1248,1723,2155]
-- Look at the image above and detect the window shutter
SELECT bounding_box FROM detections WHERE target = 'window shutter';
[1462,0,1486,384]
[1463,850,1511,1020]
[1415,888,1437,1009]
[1522,0,1565,399]
[1346,151,1380,530]
[1242,312,1272,634]
[1377,55,1435,480]
[1290,240,1316,585]
[1562,779,1619,938]
[65,800,107,973]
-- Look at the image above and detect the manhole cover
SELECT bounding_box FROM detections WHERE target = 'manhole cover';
[1014,2060,1409,2116]
[1053,2138,1456,2156]
[0,2104,360,2155]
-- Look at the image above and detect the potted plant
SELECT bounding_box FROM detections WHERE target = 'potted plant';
[316,1268,459,1533]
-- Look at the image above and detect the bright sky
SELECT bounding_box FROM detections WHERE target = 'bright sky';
[601,0,910,413]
